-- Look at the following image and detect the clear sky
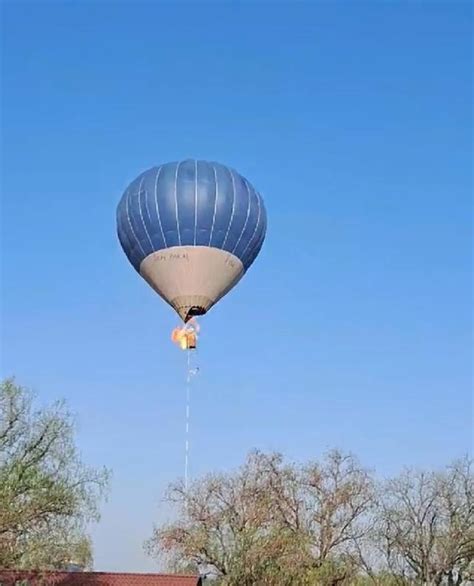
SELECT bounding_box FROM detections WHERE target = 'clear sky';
[2,0,472,573]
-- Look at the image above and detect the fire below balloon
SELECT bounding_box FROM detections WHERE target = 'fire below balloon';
[171,319,199,350]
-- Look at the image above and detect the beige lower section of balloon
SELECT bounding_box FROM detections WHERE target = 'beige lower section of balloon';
[139,246,244,322]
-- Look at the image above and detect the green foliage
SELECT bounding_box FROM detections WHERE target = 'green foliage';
[0,378,110,569]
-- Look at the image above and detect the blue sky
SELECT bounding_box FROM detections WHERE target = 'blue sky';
[2,1,472,572]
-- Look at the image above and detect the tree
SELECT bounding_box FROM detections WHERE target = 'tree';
[280,450,373,562]
[147,449,473,585]
[377,457,473,585]
[0,378,110,569]
[146,449,375,586]
[146,451,305,585]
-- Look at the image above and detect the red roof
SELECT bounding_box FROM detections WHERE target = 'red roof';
[0,571,202,586]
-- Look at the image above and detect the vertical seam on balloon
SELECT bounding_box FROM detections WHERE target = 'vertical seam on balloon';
[250,203,266,263]
[174,161,182,246]
[245,222,266,267]
[221,167,236,249]
[117,209,131,254]
[154,166,167,247]
[243,225,264,269]
[138,175,153,250]
[240,191,262,261]
[126,186,146,257]
[194,159,198,245]
[144,181,153,236]
[209,164,219,246]
[231,179,252,254]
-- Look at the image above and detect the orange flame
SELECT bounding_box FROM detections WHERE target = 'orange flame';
[171,318,199,350]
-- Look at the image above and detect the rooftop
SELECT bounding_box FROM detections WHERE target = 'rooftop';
[0,571,202,586]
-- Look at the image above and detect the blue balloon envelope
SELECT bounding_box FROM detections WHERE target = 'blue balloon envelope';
[117,159,267,322]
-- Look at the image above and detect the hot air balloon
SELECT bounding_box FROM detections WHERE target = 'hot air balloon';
[116,159,267,323]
